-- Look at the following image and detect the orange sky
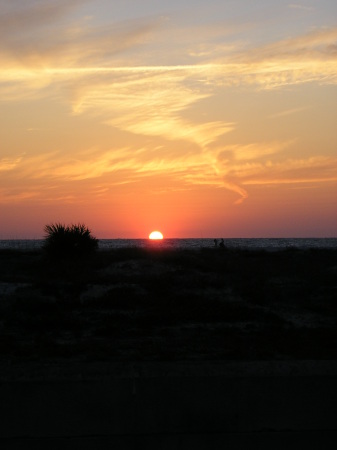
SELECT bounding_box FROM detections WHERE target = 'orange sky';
[1,0,336,238]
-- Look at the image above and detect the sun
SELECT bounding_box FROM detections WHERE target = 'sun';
[149,231,164,240]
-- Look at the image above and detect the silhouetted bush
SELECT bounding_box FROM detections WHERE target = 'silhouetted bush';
[43,223,98,259]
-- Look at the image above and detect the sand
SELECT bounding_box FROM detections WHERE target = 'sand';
[1,247,337,448]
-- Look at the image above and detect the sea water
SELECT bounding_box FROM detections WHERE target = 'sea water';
[0,237,336,251]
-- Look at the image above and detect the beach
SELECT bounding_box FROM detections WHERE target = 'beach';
[1,246,337,448]
[1,246,336,362]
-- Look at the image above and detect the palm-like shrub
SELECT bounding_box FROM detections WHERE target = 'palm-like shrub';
[43,223,98,258]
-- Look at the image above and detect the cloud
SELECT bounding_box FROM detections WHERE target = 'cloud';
[0,189,40,204]
[2,139,335,207]
[214,141,294,203]
[0,1,159,69]
[218,141,292,163]
[1,4,337,143]
[212,142,337,203]
[65,65,235,147]
[288,4,314,11]
[235,156,337,187]
[45,26,337,141]
[223,181,248,205]
[0,141,227,206]
[268,107,309,119]
[0,0,85,37]
[0,156,23,171]
[240,27,337,63]
[1,5,336,207]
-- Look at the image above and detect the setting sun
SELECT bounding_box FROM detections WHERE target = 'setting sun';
[149,231,164,240]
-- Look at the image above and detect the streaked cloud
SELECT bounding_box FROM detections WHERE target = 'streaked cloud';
[0,2,160,79]
[236,156,337,186]
[288,4,314,11]
[218,141,293,163]
[0,1,336,216]
[268,107,309,119]
[0,156,23,172]
[243,26,337,61]
[1,3,336,146]
[0,0,85,35]
[2,138,336,206]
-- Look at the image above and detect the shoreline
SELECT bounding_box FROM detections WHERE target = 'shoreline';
[1,236,337,253]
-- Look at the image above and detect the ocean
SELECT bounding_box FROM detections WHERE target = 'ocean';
[1,237,336,251]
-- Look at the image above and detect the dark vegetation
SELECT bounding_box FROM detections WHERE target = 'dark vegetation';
[0,246,336,362]
[43,223,98,259]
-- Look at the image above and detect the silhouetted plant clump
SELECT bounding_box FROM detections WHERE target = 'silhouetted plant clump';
[43,223,98,259]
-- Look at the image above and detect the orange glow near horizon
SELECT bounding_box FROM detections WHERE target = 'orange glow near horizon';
[149,231,164,240]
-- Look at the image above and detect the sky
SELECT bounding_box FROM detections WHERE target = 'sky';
[0,0,336,238]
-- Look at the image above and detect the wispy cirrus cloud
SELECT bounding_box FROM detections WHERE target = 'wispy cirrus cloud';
[0,0,85,36]
[288,4,314,12]
[232,156,337,187]
[268,106,309,119]
[0,156,23,172]
[51,27,337,141]
[217,141,294,164]
[0,0,159,69]
[214,141,294,203]
[242,26,337,62]
[217,154,337,204]
[2,138,336,206]
[1,1,337,145]
[1,3,336,208]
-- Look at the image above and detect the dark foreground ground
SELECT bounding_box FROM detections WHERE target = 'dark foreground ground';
[1,246,337,449]
[0,246,336,362]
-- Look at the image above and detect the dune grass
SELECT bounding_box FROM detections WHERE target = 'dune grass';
[0,246,336,362]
